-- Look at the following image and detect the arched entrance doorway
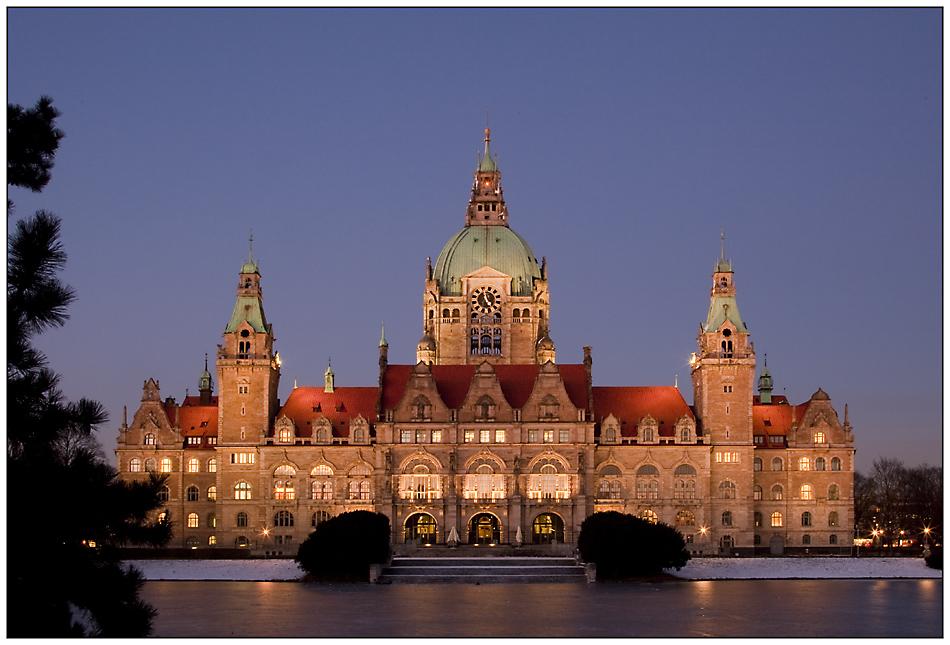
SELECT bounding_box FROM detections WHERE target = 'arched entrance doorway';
[532,513,565,544]
[468,513,500,545]
[719,535,734,555]
[770,535,785,555]
[405,513,437,545]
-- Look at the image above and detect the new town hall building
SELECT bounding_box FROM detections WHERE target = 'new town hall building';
[116,131,854,556]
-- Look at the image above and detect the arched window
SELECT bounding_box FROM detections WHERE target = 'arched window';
[772,457,783,471]
[274,480,295,500]
[187,513,199,528]
[815,457,826,471]
[512,308,520,318]
[187,485,199,501]
[680,427,691,442]
[470,329,479,355]
[754,512,762,527]
[311,480,333,500]
[476,396,495,421]
[829,511,839,527]
[312,511,331,527]
[719,480,736,499]
[770,484,783,501]
[207,486,217,501]
[480,331,492,354]
[802,534,811,545]
[236,512,248,527]
[604,427,616,442]
[771,512,783,527]
[278,427,293,443]
[274,464,296,477]
[145,458,157,472]
[829,534,838,545]
[159,458,173,473]
[144,433,155,445]
[637,464,659,476]
[753,458,762,471]
[674,479,696,500]
[234,482,251,500]
[798,457,811,471]
[641,427,653,442]
[208,536,217,546]
[721,511,733,526]
[675,510,695,526]
[831,457,842,471]
[207,513,216,528]
[157,486,169,502]
[311,464,333,476]
[129,458,142,472]
[412,395,432,421]
[828,484,839,500]
[674,464,696,476]
[274,511,294,527]
[753,485,762,500]
[641,510,658,524]
[800,484,813,500]
[442,308,450,318]
[187,458,199,473]
[235,536,249,548]
[208,458,217,473]
[452,308,460,318]
[802,512,812,527]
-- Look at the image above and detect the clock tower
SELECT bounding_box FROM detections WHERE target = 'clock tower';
[420,130,552,365]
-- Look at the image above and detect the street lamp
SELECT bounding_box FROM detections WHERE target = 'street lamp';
[262,528,270,559]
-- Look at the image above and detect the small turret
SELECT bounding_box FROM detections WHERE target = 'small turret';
[324,361,335,393]
[199,353,213,405]
[757,354,773,404]
[417,328,436,365]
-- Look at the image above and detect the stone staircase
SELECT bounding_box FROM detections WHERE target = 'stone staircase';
[378,556,588,584]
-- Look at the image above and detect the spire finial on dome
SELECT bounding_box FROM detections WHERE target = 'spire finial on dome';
[720,228,725,261]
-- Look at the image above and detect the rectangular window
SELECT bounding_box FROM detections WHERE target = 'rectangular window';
[494,430,506,443]
[480,430,491,443]
[464,430,476,443]
[715,452,740,463]
[543,430,554,443]
[559,430,569,443]
[528,430,538,443]
[230,452,255,465]
[209,437,217,445]
[416,430,426,443]
[401,430,413,443]
[754,435,764,444]
[431,430,442,443]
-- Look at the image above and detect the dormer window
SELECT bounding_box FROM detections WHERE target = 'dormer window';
[475,396,495,422]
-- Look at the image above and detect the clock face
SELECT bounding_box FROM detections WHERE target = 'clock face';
[471,286,501,314]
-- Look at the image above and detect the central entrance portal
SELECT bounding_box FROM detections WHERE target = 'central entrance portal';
[468,513,501,545]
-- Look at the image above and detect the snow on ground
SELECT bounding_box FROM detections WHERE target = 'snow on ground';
[668,557,941,580]
[126,557,941,581]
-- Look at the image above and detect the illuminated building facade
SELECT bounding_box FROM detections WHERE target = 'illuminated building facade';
[116,131,854,556]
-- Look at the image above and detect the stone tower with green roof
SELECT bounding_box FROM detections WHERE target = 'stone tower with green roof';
[216,238,281,446]
[421,130,552,365]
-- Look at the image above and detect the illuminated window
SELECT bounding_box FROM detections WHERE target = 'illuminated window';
[719,481,736,499]
[208,458,217,473]
[187,485,199,501]
[480,430,491,443]
[799,457,811,471]
[828,484,839,500]
[274,481,295,501]
[641,510,658,524]
[431,430,442,443]
[208,536,217,546]
[234,482,252,500]
[416,430,427,443]
[401,430,412,443]
[207,486,217,501]
[464,430,475,443]
[801,512,812,527]
[235,536,248,548]
[495,430,506,443]
[274,511,294,527]
[310,480,332,500]
[814,432,826,443]
[187,458,199,473]
[160,458,173,473]
[527,462,570,501]
[815,457,826,471]
[675,510,695,526]
[543,430,554,443]
[144,433,155,445]
[721,511,733,526]
[528,430,538,443]
[800,484,813,500]
[278,427,293,443]
[753,485,762,500]
[231,452,255,464]
[771,512,783,527]
[157,486,169,502]
[716,452,740,463]
[157,511,167,523]
[559,430,569,443]
[187,513,199,528]
[129,458,142,472]
[311,464,333,476]
[274,464,295,477]
[831,457,842,471]
[236,512,248,527]
[771,484,783,501]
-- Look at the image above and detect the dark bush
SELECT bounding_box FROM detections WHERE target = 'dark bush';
[577,511,689,579]
[925,545,942,570]
[295,511,390,580]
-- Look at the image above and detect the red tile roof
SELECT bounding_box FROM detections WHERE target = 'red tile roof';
[592,386,694,437]
[276,387,378,437]
[753,398,810,447]
[380,364,591,411]
[177,396,219,437]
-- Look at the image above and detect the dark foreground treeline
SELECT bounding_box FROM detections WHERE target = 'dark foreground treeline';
[855,458,942,548]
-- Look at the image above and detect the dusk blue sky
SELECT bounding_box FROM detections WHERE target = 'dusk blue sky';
[8,9,942,473]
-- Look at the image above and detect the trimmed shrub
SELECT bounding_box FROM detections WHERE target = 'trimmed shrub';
[925,545,942,570]
[578,511,690,579]
[295,511,391,580]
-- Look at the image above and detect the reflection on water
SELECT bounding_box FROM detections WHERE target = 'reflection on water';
[141,579,942,638]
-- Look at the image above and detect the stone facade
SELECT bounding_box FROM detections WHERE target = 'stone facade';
[116,132,854,556]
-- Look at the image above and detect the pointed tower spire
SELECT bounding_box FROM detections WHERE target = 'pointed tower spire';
[757,353,773,404]
[466,129,507,226]
[379,323,388,348]
[324,360,334,393]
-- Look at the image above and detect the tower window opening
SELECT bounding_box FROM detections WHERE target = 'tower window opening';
[477,205,483,211]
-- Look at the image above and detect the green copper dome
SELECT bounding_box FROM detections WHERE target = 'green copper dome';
[433,225,541,296]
